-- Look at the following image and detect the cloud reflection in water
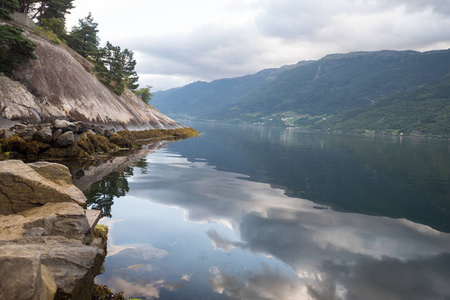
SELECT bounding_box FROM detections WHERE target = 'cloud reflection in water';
[100,149,450,300]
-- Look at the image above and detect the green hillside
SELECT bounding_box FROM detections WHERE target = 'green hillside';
[152,49,450,136]
[313,76,450,136]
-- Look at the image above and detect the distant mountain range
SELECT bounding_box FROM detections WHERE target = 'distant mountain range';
[152,49,450,136]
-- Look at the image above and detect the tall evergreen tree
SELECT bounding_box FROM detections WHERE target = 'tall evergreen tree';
[96,41,125,95]
[17,0,73,21]
[121,48,139,90]
[18,0,37,15]
[0,24,37,74]
[38,0,74,21]
[66,12,99,59]
[0,0,20,20]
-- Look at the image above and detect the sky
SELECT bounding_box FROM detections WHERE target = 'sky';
[65,0,450,91]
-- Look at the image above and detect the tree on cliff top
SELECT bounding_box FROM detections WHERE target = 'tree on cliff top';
[96,41,126,95]
[66,12,99,59]
[134,85,153,104]
[18,0,74,21]
[122,48,139,90]
[95,41,140,95]
[0,24,37,75]
[0,0,20,20]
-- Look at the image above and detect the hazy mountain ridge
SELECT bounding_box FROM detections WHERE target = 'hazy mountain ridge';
[153,49,450,136]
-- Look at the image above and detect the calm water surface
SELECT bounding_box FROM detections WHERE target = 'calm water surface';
[85,123,450,300]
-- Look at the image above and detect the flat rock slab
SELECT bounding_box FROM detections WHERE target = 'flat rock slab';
[0,202,91,242]
[0,160,87,214]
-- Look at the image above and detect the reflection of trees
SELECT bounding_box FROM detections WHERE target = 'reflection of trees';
[133,158,149,174]
[84,166,133,217]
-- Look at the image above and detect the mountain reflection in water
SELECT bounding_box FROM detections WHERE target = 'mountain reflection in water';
[84,123,450,300]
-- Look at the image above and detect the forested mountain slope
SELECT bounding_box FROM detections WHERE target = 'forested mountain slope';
[153,49,450,135]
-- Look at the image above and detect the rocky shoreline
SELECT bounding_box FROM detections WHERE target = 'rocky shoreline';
[0,119,199,161]
[0,160,106,299]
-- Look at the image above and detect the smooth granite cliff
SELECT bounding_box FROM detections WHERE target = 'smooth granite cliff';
[0,20,180,130]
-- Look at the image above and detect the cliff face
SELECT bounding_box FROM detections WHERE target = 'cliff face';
[0,23,180,130]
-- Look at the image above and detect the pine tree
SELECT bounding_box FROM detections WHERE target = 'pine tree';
[18,0,74,20]
[38,0,74,21]
[96,41,125,95]
[121,49,139,90]
[0,25,37,74]
[0,0,20,20]
[66,12,99,59]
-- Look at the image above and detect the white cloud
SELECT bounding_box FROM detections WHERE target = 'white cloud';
[66,0,450,91]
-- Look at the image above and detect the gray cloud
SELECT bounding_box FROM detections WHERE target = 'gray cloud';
[130,0,450,90]
[310,254,450,300]
[125,24,268,82]
[68,0,450,90]
[208,264,306,300]
[127,150,450,299]
[255,0,331,39]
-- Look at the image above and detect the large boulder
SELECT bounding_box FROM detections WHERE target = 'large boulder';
[0,247,56,300]
[0,237,104,300]
[0,161,105,300]
[53,119,78,133]
[32,127,53,143]
[56,131,75,147]
[0,160,86,214]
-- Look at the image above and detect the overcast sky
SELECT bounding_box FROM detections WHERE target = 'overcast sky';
[66,0,450,91]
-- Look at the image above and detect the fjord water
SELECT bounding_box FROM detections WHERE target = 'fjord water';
[86,123,450,300]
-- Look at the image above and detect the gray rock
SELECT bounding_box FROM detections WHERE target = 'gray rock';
[0,161,105,300]
[0,237,104,300]
[0,247,56,300]
[93,126,105,136]
[0,160,87,214]
[17,127,37,142]
[24,227,46,237]
[33,127,52,143]
[1,129,15,139]
[73,121,89,134]
[53,119,78,133]
[11,124,26,130]
[104,129,112,138]
[74,133,81,143]
[20,202,91,243]
[52,128,62,141]
[56,131,74,147]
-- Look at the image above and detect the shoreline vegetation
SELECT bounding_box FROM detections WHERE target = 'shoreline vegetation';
[0,123,200,162]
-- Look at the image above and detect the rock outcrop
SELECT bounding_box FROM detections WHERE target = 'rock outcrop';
[0,160,106,299]
[0,160,86,214]
[0,21,180,131]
